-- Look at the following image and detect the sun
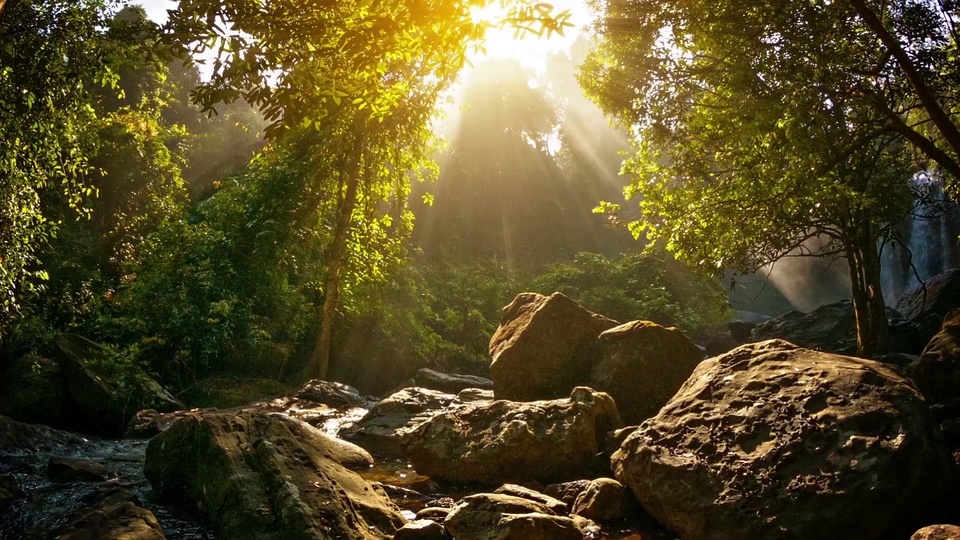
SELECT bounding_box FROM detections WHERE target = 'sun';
[467,0,592,72]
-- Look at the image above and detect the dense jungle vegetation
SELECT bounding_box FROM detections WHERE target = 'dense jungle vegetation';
[1,0,959,400]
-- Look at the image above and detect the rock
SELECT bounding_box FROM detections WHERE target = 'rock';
[0,354,65,426]
[0,415,86,453]
[909,309,960,408]
[613,340,960,540]
[415,369,494,394]
[341,387,459,457]
[493,485,567,515]
[56,334,183,434]
[55,485,166,540]
[488,513,585,540]
[729,311,772,343]
[48,457,111,483]
[0,473,24,511]
[543,480,591,510]
[456,388,494,403]
[589,320,704,424]
[417,507,452,522]
[489,293,619,401]
[294,379,365,407]
[405,387,623,484]
[571,478,633,523]
[125,408,211,439]
[393,519,446,540]
[912,525,960,539]
[145,409,402,539]
[749,300,900,355]
[897,269,960,321]
[443,493,557,539]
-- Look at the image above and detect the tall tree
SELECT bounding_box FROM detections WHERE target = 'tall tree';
[581,0,924,357]
[161,0,573,379]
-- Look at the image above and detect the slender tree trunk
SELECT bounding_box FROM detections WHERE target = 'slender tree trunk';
[849,0,960,177]
[845,224,889,358]
[306,142,364,380]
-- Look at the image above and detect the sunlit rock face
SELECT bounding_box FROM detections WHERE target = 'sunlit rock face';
[613,340,960,540]
[489,292,618,401]
[404,387,623,485]
[145,410,403,540]
[589,320,704,425]
[910,309,960,410]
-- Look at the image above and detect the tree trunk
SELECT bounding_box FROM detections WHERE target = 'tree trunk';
[845,224,889,358]
[306,142,364,380]
[849,0,960,178]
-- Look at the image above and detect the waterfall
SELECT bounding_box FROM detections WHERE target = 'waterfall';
[881,174,960,306]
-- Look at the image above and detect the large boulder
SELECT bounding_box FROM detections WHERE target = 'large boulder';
[749,300,901,355]
[0,415,86,453]
[404,387,623,484]
[55,485,166,540]
[489,293,619,401]
[613,340,960,540]
[144,409,404,540]
[0,354,65,426]
[443,493,593,540]
[340,386,459,457]
[56,334,182,434]
[414,368,493,394]
[898,269,960,321]
[589,321,704,424]
[909,309,960,410]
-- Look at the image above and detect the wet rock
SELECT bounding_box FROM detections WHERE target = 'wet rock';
[0,415,86,453]
[613,340,960,540]
[490,292,618,401]
[341,387,459,457]
[912,524,960,539]
[0,473,24,511]
[749,300,900,355]
[394,519,446,540]
[145,409,402,539]
[48,457,110,483]
[415,369,493,394]
[55,485,165,540]
[571,478,633,523]
[0,354,64,426]
[493,485,567,514]
[543,480,591,511]
[56,334,183,435]
[405,387,623,484]
[897,269,960,321]
[294,379,365,407]
[125,408,211,439]
[589,320,704,424]
[909,309,960,408]
[488,513,585,540]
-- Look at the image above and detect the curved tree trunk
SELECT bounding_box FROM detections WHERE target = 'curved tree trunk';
[306,142,364,380]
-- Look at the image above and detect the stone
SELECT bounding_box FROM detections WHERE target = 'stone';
[415,368,493,394]
[543,480,591,511]
[294,379,365,407]
[0,415,86,453]
[48,457,111,483]
[728,311,772,343]
[145,409,402,540]
[443,493,556,539]
[589,320,704,424]
[492,485,567,515]
[912,525,960,540]
[456,388,494,403]
[341,387,459,457]
[404,387,623,484]
[613,340,960,540]
[489,513,585,540]
[0,354,64,426]
[55,485,166,540]
[571,478,633,523]
[0,473,25,511]
[55,334,183,435]
[909,309,960,407]
[416,507,452,522]
[489,292,618,401]
[897,269,960,321]
[749,300,900,355]
[393,519,446,540]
